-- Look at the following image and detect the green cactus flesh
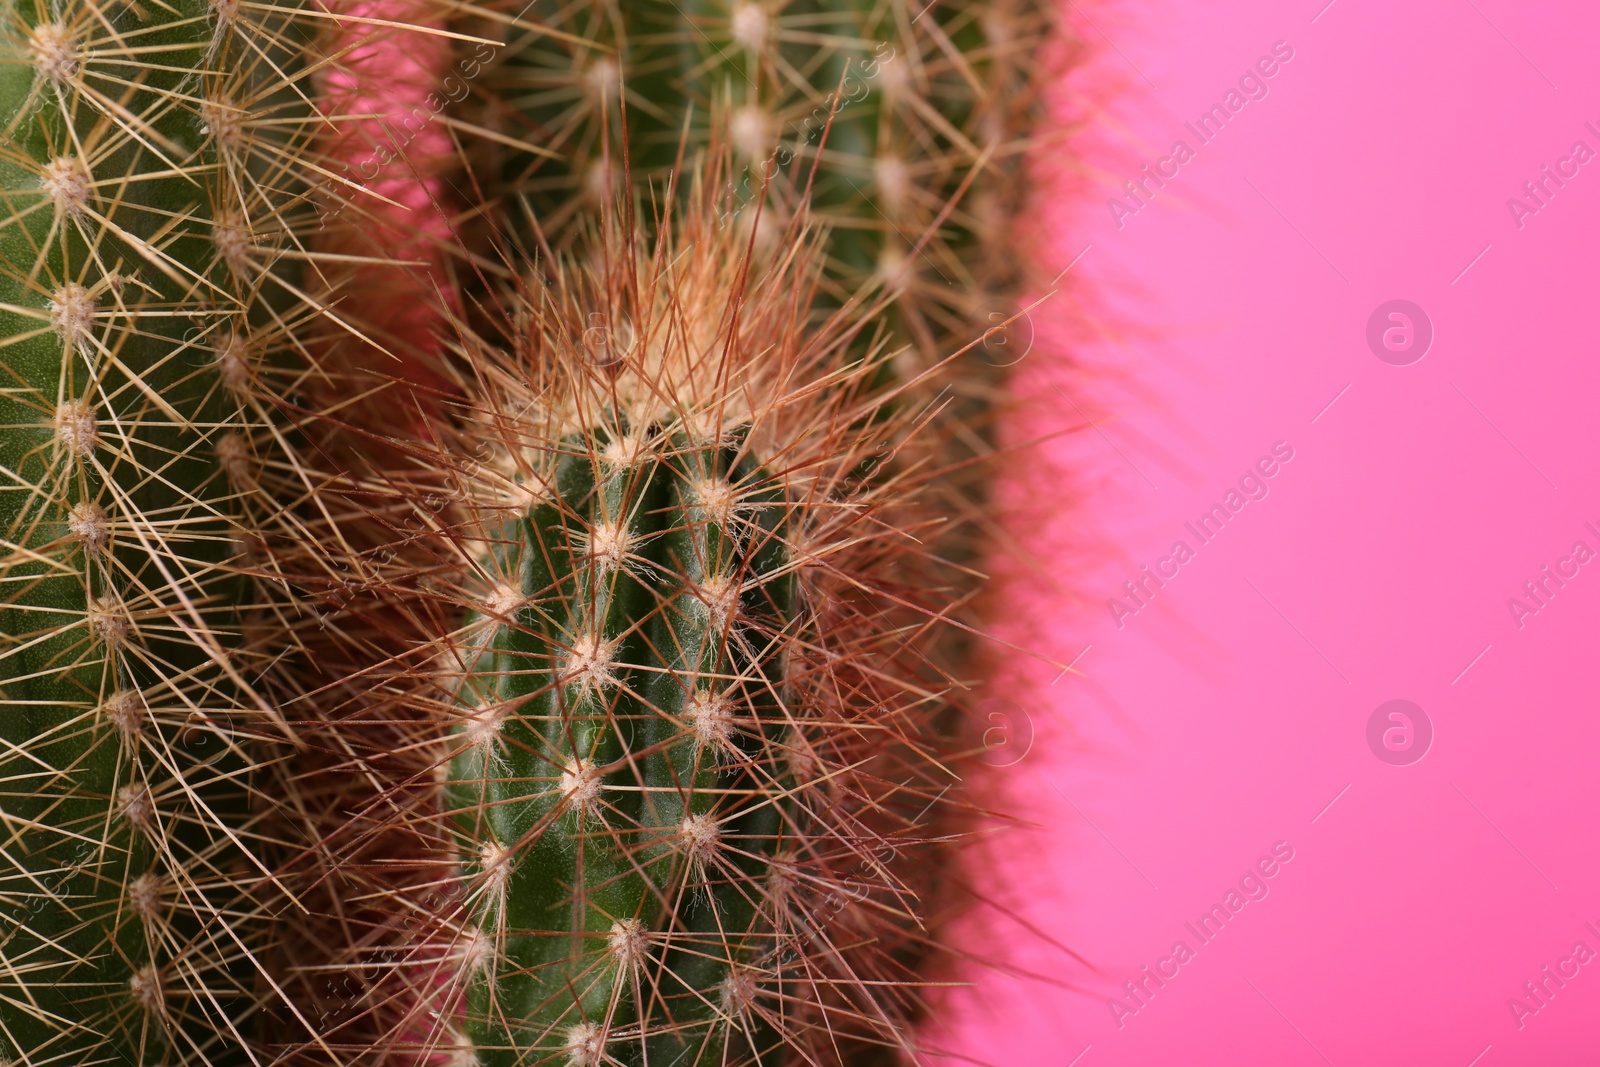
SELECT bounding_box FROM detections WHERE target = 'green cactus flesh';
[447,425,792,1065]
[0,0,299,1060]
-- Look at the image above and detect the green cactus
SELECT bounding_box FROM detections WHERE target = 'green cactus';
[456,0,1055,368]
[280,176,957,1065]
[445,425,790,1065]
[0,0,1051,1058]
[0,0,312,1060]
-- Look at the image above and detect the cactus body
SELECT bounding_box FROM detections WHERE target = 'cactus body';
[0,0,1055,1057]
[0,0,308,1059]
[448,427,788,1064]
[462,0,1053,366]
[264,175,962,1065]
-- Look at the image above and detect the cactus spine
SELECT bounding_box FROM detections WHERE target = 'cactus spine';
[0,0,311,1059]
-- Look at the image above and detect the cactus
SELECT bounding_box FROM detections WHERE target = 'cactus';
[438,203,952,1065]
[0,0,1056,1057]
[453,0,1055,370]
[216,0,1065,1057]
[445,417,793,1064]
[258,164,962,1064]
[0,0,314,1060]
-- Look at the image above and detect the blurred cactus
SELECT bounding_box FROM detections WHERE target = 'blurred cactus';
[451,0,1056,369]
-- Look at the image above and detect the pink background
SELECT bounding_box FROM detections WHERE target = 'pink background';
[930,1,1600,1065]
